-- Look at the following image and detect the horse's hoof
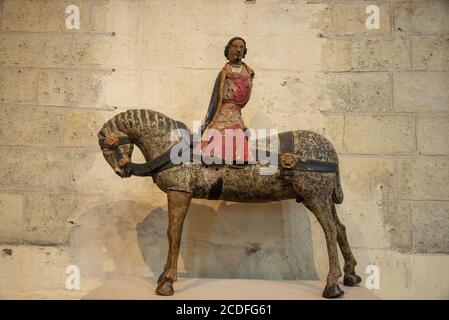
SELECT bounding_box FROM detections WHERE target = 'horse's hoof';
[322,283,345,298]
[157,273,166,285]
[155,280,174,296]
[343,274,362,286]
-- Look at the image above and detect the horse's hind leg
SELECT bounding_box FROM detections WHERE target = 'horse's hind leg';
[155,190,192,296]
[331,203,362,286]
[304,195,344,298]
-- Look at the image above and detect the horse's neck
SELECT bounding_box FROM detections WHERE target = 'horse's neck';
[120,110,180,163]
[136,131,175,163]
[107,109,189,163]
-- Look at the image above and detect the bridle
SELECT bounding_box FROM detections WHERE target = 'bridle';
[100,121,194,177]
[100,133,134,169]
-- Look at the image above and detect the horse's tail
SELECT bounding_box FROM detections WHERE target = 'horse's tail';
[332,168,344,204]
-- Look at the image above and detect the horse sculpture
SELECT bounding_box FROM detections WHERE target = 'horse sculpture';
[98,109,362,298]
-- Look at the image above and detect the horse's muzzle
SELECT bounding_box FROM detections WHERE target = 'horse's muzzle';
[115,168,132,178]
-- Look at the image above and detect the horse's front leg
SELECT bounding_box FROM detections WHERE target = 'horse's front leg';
[155,190,192,296]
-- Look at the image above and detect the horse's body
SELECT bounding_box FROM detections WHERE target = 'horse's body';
[98,109,361,298]
[154,162,297,203]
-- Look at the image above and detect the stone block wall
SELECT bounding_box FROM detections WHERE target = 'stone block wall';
[0,0,448,299]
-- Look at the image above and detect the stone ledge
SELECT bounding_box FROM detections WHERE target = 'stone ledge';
[82,276,379,300]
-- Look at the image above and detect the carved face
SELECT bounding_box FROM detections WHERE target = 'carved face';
[98,133,134,178]
[227,39,245,64]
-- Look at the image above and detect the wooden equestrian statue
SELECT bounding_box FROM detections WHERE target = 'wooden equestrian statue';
[97,108,362,298]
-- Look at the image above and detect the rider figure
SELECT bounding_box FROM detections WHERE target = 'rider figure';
[196,37,255,165]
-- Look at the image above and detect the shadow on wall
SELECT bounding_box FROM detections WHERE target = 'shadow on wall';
[69,199,318,282]
[68,200,156,282]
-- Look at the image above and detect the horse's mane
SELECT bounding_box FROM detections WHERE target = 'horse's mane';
[99,109,189,137]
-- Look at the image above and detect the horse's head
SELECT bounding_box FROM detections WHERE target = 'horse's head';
[98,130,135,178]
[98,109,187,178]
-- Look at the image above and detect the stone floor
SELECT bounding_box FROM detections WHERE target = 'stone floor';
[82,276,379,300]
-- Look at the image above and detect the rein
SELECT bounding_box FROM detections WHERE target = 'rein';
[101,121,339,177]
